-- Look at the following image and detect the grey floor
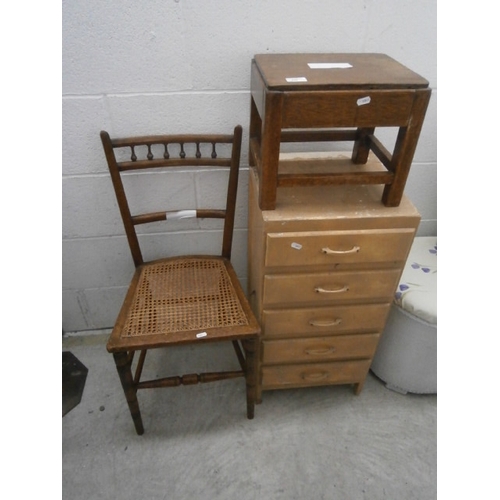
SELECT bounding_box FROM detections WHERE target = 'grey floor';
[62,333,436,500]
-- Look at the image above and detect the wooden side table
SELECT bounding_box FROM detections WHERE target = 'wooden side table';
[249,53,431,210]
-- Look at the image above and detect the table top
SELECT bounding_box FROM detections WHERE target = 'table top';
[253,53,429,91]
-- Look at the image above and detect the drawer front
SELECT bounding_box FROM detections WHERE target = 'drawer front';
[261,360,372,389]
[263,269,401,306]
[263,334,380,364]
[262,303,390,337]
[282,90,415,128]
[265,229,414,268]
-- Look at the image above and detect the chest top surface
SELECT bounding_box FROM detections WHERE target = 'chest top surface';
[253,53,429,91]
[249,153,421,231]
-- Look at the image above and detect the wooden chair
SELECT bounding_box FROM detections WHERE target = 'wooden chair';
[100,125,260,435]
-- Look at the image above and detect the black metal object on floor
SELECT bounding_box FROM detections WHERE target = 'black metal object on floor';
[62,351,88,416]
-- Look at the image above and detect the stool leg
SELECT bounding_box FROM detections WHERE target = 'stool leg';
[242,338,258,419]
[249,96,261,168]
[259,91,283,211]
[113,351,144,435]
[382,88,431,206]
[352,127,375,164]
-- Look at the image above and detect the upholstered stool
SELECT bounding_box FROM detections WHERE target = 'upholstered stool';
[371,237,437,394]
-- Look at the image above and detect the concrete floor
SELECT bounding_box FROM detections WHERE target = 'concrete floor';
[62,333,436,500]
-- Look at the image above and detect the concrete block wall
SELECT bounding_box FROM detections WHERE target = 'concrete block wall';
[62,0,437,333]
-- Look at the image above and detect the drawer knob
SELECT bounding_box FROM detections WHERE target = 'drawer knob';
[322,245,360,255]
[309,318,342,327]
[301,371,329,381]
[315,285,349,294]
[304,346,336,356]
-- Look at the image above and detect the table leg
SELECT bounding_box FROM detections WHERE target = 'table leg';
[383,89,431,206]
[352,127,375,164]
[249,96,261,169]
[259,91,283,210]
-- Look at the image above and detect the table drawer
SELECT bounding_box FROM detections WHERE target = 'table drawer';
[265,229,414,268]
[263,269,401,306]
[263,334,380,364]
[282,90,415,128]
[262,303,390,337]
[261,359,372,389]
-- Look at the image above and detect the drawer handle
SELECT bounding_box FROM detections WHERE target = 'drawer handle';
[322,246,360,255]
[304,346,336,356]
[301,371,329,381]
[315,285,349,294]
[309,318,342,327]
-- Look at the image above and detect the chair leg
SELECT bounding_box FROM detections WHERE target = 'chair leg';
[242,338,258,420]
[112,351,144,435]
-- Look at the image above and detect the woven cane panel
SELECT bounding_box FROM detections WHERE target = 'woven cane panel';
[122,258,249,337]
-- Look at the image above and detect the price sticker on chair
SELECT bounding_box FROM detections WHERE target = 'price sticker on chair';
[196,332,208,339]
[166,210,197,220]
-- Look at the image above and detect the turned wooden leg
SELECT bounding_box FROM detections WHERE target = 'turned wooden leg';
[242,338,259,419]
[113,351,144,435]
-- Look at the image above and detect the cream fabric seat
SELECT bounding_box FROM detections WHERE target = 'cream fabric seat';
[371,237,437,394]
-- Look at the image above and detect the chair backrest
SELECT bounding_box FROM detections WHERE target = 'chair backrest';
[100,125,243,267]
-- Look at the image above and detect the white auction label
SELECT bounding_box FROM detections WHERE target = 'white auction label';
[357,96,371,106]
[308,63,352,69]
[166,210,197,220]
[286,77,308,82]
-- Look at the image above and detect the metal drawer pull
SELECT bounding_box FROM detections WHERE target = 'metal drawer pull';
[309,319,342,327]
[301,371,329,381]
[304,346,336,356]
[315,285,349,294]
[322,246,360,254]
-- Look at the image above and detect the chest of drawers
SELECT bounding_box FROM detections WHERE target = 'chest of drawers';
[247,153,421,400]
